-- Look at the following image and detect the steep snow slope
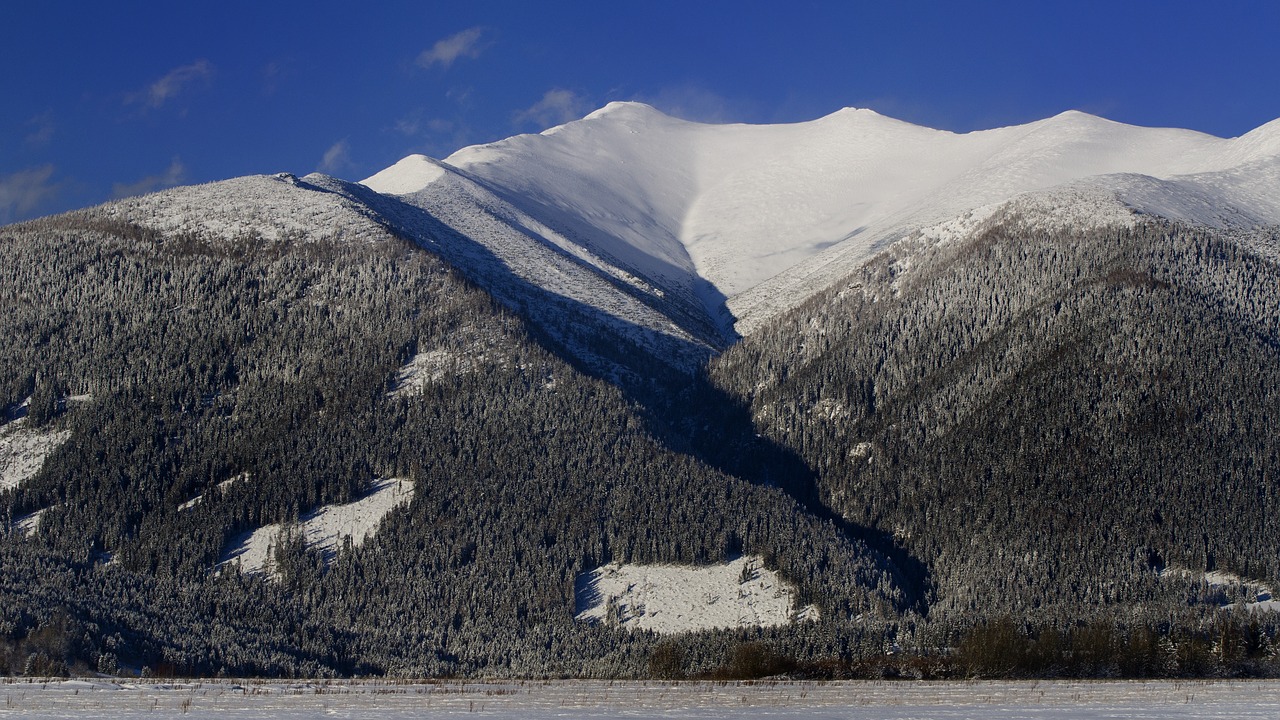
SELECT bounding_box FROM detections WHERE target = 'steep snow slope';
[359,157,723,368]
[365,103,1280,336]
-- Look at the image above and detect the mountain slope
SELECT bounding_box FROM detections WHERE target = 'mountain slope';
[0,179,905,678]
[712,210,1280,620]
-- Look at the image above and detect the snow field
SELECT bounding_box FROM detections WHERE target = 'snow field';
[0,409,66,538]
[4,678,1280,719]
[220,478,413,577]
[575,555,817,633]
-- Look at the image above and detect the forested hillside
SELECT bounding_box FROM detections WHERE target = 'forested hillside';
[0,194,904,678]
[714,212,1280,629]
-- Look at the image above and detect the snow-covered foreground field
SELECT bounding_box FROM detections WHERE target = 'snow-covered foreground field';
[3,679,1278,719]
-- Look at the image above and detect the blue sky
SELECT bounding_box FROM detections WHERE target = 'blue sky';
[3,0,1279,223]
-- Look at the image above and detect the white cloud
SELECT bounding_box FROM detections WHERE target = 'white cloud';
[0,165,59,224]
[417,27,486,69]
[128,60,214,109]
[514,89,589,129]
[111,158,187,199]
[318,140,352,174]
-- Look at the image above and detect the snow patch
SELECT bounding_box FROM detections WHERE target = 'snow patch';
[810,398,849,421]
[10,507,50,537]
[575,555,816,634]
[388,348,471,395]
[0,417,71,491]
[1161,566,1277,611]
[221,478,413,577]
[849,442,873,460]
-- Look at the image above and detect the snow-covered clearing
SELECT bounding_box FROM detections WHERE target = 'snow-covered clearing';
[4,678,1280,719]
[0,417,70,491]
[178,474,246,511]
[8,507,49,537]
[388,348,473,395]
[387,321,515,397]
[575,555,816,633]
[220,478,413,576]
[1162,567,1279,612]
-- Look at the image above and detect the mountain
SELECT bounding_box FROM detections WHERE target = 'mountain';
[1,105,1279,679]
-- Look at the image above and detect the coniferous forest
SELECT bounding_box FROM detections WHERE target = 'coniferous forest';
[2,181,1279,679]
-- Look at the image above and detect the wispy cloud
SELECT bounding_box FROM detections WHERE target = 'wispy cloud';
[394,116,422,136]
[318,140,352,174]
[446,85,475,109]
[261,59,290,95]
[25,111,55,149]
[417,27,487,69]
[637,84,744,124]
[393,111,458,137]
[127,60,214,109]
[514,89,589,129]
[390,111,475,158]
[111,158,186,199]
[0,165,59,224]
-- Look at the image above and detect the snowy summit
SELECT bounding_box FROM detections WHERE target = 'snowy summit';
[363,103,1280,335]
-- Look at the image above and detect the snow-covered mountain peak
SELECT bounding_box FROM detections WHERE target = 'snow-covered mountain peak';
[1043,108,1110,124]
[1223,116,1280,165]
[582,100,668,121]
[816,105,919,127]
[830,105,880,115]
[361,154,448,196]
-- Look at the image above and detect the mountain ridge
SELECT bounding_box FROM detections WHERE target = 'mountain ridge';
[364,104,1280,337]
